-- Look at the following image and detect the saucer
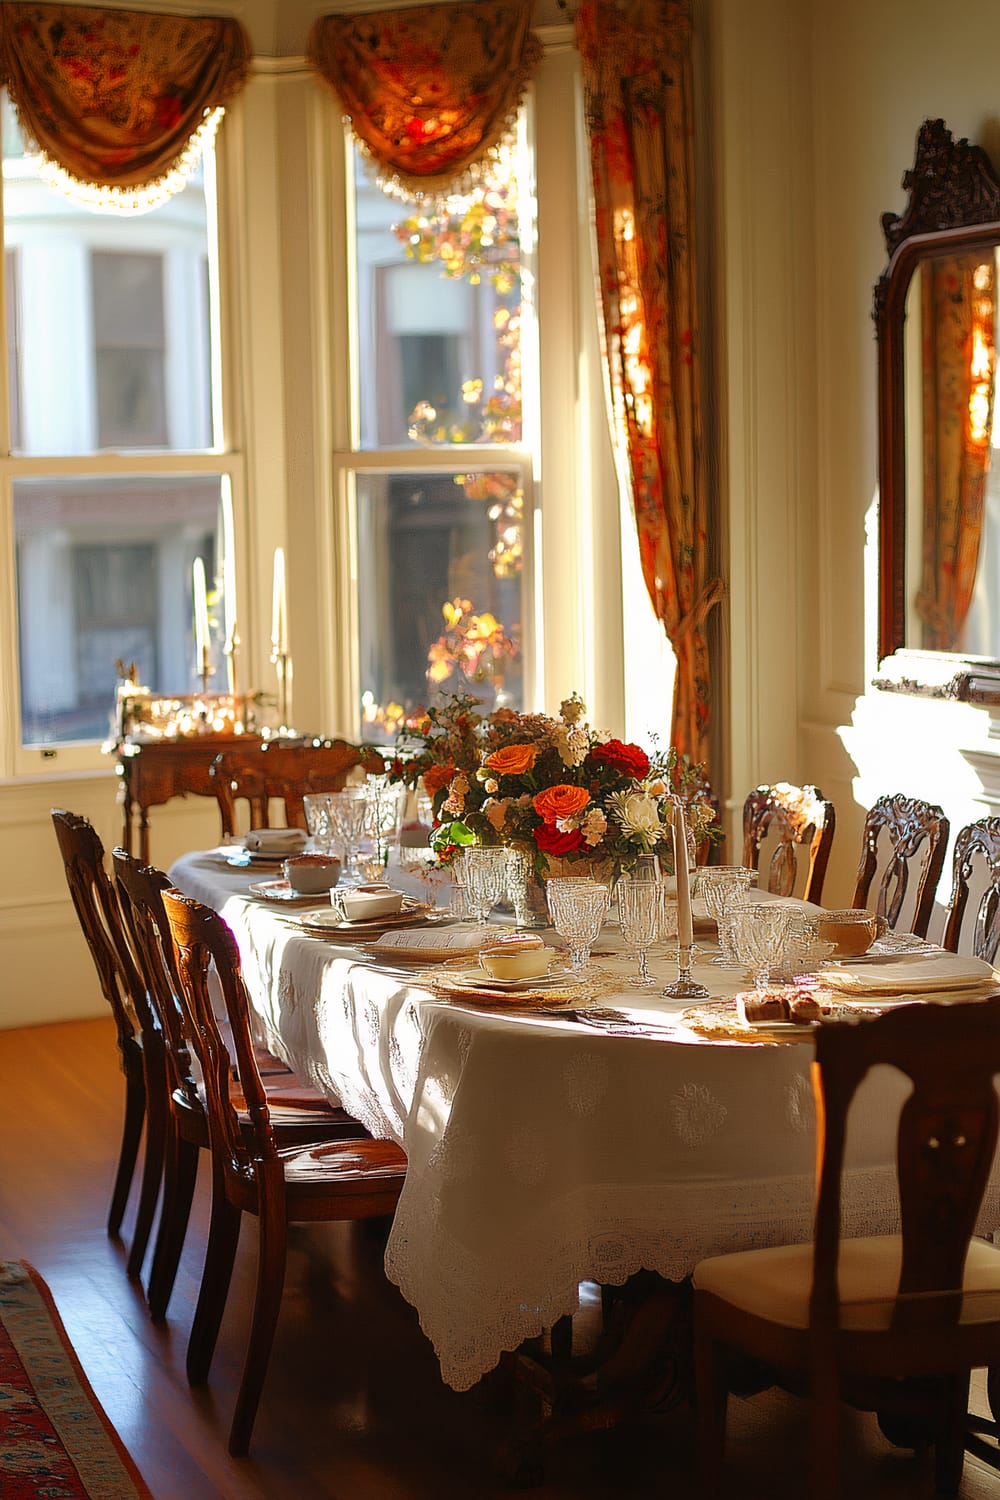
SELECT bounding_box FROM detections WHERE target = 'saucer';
[248,879,329,906]
[447,967,570,992]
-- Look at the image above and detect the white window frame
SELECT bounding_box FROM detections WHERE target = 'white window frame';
[0,108,247,779]
[315,25,627,739]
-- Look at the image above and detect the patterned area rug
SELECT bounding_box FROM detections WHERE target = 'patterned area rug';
[0,1260,152,1499]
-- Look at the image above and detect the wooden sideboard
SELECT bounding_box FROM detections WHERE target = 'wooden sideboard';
[116,735,263,864]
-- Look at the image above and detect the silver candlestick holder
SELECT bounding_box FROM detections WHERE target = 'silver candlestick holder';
[662,942,708,999]
[270,647,293,733]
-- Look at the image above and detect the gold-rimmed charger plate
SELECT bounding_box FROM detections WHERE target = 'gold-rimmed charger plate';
[422,961,595,1008]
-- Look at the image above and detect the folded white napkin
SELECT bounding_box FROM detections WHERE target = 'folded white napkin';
[243,828,308,854]
[821,951,999,995]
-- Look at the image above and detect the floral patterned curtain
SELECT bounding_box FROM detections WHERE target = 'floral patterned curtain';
[306,0,541,196]
[576,0,720,770]
[0,4,250,196]
[916,253,996,652]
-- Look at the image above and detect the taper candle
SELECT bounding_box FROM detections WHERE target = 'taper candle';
[192,557,209,664]
[221,493,237,649]
[271,547,287,657]
[672,797,694,949]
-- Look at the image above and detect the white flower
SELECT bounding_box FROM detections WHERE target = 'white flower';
[553,723,590,767]
[614,792,663,848]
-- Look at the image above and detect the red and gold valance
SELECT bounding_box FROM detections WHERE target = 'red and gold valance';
[307,0,541,196]
[0,3,250,193]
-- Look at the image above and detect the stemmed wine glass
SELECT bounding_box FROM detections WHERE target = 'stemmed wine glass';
[728,902,798,991]
[325,788,370,885]
[696,866,756,966]
[463,847,510,925]
[546,877,611,974]
[360,776,405,881]
[617,874,664,988]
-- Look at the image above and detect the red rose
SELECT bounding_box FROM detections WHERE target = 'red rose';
[534,823,584,856]
[588,739,650,778]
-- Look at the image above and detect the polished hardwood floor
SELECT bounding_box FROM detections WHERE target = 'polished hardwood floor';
[2,1015,1000,1499]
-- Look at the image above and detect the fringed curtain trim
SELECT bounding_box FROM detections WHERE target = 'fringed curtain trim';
[307,0,542,199]
[0,3,250,200]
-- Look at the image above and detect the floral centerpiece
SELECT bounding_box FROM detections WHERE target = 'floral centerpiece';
[386,692,720,886]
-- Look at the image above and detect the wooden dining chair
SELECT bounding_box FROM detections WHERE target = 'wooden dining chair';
[851,792,950,937]
[112,851,368,1323]
[741,782,836,903]
[161,888,407,1456]
[942,817,1000,962]
[50,809,164,1282]
[210,738,385,840]
[693,995,1000,1499]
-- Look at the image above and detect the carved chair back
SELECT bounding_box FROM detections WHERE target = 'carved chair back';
[812,996,1000,1334]
[942,817,1000,962]
[851,793,950,937]
[50,809,149,1057]
[741,782,836,903]
[113,851,199,1112]
[209,739,385,838]
[50,809,164,1266]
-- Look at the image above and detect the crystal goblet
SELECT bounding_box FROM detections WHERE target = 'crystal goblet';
[617,875,664,988]
[302,793,333,855]
[546,877,611,974]
[728,902,798,991]
[324,787,370,885]
[696,866,757,966]
[463,846,510,925]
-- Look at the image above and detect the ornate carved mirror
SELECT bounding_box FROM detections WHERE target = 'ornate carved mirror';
[875,119,1000,700]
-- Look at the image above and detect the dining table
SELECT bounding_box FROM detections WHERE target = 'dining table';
[167,848,1000,1402]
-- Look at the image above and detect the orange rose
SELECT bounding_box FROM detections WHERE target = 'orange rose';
[422,763,455,798]
[533,784,591,823]
[484,743,539,777]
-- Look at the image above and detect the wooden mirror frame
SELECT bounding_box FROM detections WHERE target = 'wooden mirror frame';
[874,118,1000,703]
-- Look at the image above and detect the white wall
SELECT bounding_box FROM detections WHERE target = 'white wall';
[708,0,1000,915]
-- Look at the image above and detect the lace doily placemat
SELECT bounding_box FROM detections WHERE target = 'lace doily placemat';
[418,958,618,1010]
[679,995,884,1044]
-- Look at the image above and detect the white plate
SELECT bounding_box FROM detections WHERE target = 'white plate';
[295,900,434,935]
[740,1018,816,1033]
[223,848,288,868]
[248,879,330,905]
[446,967,573,992]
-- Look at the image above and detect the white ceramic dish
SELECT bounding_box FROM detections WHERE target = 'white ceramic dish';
[295,900,433,936]
[739,1017,816,1033]
[446,967,571,992]
[248,879,328,906]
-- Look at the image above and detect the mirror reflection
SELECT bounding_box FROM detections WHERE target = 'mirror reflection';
[904,246,999,655]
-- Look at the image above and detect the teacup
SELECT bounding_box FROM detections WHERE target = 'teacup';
[815,908,888,958]
[283,854,341,894]
[479,945,557,981]
[332,884,404,921]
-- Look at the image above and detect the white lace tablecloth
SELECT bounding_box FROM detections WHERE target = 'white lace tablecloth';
[167,852,1000,1392]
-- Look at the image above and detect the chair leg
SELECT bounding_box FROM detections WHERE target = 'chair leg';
[228,1196,288,1457]
[148,1132,200,1322]
[127,1052,168,1280]
[935,1373,971,1495]
[693,1322,728,1499]
[186,1186,242,1386]
[807,1367,841,1500]
[109,1056,145,1239]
